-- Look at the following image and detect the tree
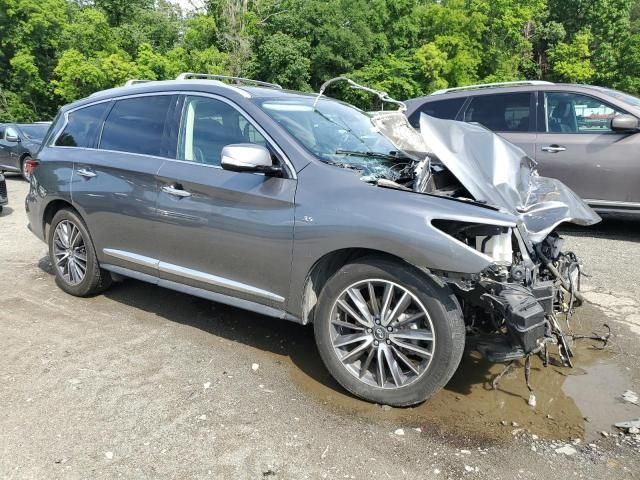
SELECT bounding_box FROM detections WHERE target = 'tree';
[250,32,311,90]
[547,30,594,83]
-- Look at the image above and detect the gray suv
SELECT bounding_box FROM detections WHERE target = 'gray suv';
[26,74,598,406]
[405,81,640,215]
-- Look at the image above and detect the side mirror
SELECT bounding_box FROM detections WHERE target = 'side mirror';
[221,144,282,175]
[5,133,20,142]
[611,114,639,132]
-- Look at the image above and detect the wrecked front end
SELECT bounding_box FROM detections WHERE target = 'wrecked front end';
[370,111,602,380]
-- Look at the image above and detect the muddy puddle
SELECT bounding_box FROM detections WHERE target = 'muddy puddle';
[289,304,638,444]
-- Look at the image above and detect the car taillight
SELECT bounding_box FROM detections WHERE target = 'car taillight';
[25,158,39,175]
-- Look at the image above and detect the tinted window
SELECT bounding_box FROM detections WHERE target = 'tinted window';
[408,98,466,127]
[463,93,532,132]
[55,103,109,147]
[100,96,172,156]
[545,92,626,134]
[0,126,5,138]
[20,124,50,141]
[178,96,267,166]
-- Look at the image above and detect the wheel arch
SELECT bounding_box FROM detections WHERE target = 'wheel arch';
[300,248,426,325]
[42,199,81,242]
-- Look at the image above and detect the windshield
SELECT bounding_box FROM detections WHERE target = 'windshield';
[256,97,407,176]
[19,124,50,141]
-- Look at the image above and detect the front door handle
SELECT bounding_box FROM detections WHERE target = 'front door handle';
[77,168,97,178]
[162,185,192,198]
[541,145,567,153]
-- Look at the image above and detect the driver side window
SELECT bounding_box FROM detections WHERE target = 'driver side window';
[545,92,625,134]
[178,96,267,166]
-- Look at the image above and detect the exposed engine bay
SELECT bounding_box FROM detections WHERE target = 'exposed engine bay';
[315,77,605,401]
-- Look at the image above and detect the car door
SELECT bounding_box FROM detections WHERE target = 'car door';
[0,125,8,169]
[0,125,21,171]
[154,94,296,309]
[68,94,177,277]
[461,92,537,158]
[535,91,640,204]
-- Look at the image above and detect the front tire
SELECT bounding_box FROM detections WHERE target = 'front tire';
[48,208,112,296]
[314,258,465,406]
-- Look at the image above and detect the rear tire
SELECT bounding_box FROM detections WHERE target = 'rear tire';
[48,208,112,296]
[314,257,465,406]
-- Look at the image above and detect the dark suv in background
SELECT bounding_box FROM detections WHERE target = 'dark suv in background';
[0,122,51,180]
[405,81,640,215]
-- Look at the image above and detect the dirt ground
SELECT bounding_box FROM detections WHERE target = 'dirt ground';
[1,175,640,479]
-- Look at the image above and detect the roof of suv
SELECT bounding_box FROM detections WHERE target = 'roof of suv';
[405,82,640,116]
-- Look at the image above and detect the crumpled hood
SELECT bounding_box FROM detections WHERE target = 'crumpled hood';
[417,114,600,242]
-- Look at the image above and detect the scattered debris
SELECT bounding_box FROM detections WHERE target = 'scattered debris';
[252,363,260,372]
[622,390,638,405]
[321,446,329,459]
[601,431,609,437]
[203,382,211,390]
[380,405,393,411]
[464,465,474,472]
[434,469,441,475]
[394,429,405,436]
[104,451,113,460]
[614,418,640,430]
[68,378,80,385]
[460,449,471,455]
[555,445,577,456]
[198,414,207,420]
[528,393,537,408]
[512,422,519,427]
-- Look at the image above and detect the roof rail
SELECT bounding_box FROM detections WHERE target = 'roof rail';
[430,80,554,96]
[176,73,282,89]
[123,79,153,86]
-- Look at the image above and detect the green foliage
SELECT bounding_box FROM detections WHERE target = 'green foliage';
[1,0,640,122]
[251,33,311,90]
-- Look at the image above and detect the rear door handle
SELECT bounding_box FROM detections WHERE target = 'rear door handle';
[77,167,97,178]
[541,145,567,153]
[162,185,192,198]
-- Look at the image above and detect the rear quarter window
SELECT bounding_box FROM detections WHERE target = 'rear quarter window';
[55,103,110,148]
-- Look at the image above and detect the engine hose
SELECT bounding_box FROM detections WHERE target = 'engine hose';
[534,245,585,303]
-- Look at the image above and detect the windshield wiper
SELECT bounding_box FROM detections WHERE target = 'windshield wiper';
[335,149,406,161]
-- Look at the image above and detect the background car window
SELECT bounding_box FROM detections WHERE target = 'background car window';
[408,98,466,127]
[99,96,172,156]
[545,92,625,133]
[20,124,50,141]
[0,126,5,138]
[55,103,109,147]
[178,96,267,166]
[463,93,532,132]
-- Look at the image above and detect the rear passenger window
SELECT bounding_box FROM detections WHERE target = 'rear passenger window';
[463,93,532,132]
[55,103,109,147]
[99,96,172,157]
[408,98,466,128]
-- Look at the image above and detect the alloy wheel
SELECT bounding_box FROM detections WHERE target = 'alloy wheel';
[329,279,436,389]
[52,220,88,285]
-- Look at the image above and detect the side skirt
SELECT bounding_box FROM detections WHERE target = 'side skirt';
[101,264,302,324]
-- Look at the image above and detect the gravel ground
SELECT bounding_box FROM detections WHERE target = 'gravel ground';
[1,176,640,479]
